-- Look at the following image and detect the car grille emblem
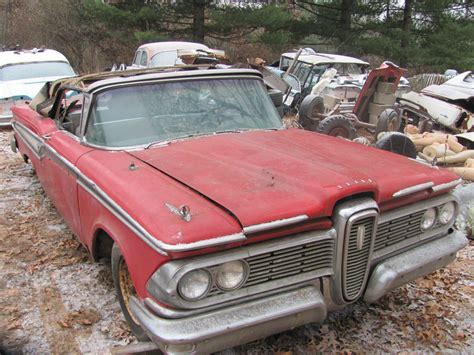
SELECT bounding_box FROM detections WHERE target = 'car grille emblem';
[356,225,365,250]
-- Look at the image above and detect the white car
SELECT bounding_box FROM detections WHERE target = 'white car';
[129,41,226,69]
[0,48,75,126]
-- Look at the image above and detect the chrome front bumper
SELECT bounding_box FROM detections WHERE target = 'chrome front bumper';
[131,231,467,354]
[364,230,467,303]
[130,286,327,354]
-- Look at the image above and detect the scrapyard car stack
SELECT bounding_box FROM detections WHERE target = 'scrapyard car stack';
[10,65,468,353]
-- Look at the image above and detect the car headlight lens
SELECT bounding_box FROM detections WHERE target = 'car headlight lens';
[439,202,456,225]
[178,269,211,301]
[216,260,248,291]
[421,208,437,231]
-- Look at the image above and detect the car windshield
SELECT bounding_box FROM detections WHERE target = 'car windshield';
[0,61,74,81]
[85,77,283,148]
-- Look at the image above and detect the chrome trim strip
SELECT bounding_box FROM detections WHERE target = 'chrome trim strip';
[12,121,44,160]
[392,181,434,198]
[15,125,247,255]
[431,178,462,192]
[242,215,309,234]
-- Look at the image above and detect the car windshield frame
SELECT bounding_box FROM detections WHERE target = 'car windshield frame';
[82,75,284,150]
[0,61,75,81]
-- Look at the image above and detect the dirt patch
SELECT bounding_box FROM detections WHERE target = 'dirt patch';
[1,128,472,353]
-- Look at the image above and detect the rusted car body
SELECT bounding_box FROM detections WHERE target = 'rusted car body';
[11,66,467,353]
[399,71,473,133]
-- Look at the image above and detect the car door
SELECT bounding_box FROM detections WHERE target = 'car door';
[41,88,93,240]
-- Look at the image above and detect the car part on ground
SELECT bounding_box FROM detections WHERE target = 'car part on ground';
[404,129,474,181]
[375,108,401,137]
[375,132,418,159]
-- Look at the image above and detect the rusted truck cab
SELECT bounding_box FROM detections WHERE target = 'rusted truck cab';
[11,67,467,353]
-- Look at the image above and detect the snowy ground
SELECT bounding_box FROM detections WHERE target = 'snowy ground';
[0,128,472,354]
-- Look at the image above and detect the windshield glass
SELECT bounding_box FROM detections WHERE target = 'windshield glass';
[0,61,74,81]
[85,77,283,148]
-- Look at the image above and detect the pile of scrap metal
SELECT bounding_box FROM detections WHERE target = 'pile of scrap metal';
[296,61,412,144]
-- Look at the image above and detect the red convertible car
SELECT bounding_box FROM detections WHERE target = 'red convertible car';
[11,67,467,353]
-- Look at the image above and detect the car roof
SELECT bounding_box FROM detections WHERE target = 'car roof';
[0,48,70,67]
[137,41,210,54]
[282,51,369,66]
[52,66,263,94]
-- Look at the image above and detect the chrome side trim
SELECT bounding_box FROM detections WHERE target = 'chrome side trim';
[14,124,248,255]
[431,178,462,193]
[12,121,44,160]
[392,181,434,198]
[242,215,308,234]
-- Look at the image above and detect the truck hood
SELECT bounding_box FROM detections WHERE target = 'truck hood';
[129,129,457,228]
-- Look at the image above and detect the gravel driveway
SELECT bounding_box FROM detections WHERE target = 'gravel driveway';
[0,128,472,354]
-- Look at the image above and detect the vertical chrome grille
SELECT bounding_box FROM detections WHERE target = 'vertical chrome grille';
[342,213,377,301]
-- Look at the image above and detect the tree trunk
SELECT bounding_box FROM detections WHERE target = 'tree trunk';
[400,0,413,68]
[339,0,354,51]
[192,0,205,43]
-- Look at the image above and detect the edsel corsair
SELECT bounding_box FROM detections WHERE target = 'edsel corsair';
[10,67,467,353]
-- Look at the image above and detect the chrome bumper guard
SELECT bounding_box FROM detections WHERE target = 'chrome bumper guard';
[130,286,327,354]
[364,230,467,303]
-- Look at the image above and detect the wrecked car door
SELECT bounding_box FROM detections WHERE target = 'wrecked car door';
[41,88,93,238]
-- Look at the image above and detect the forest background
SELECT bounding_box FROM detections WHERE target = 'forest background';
[0,0,472,75]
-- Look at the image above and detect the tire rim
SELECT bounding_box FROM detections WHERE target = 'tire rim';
[329,127,349,138]
[118,259,140,324]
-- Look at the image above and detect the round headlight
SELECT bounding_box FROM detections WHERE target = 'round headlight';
[439,202,456,225]
[421,208,437,231]
[216,260,248,291]
[178,269,211,301]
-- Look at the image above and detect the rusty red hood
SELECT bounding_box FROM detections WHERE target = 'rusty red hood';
[129,128,458,228]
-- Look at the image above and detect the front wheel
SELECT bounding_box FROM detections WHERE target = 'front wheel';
[111,243,149,341]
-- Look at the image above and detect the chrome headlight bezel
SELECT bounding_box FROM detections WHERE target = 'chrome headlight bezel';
[438,201,456,225]
[215,260,249,291]
[177,268,212,301]
[420,207,437,231]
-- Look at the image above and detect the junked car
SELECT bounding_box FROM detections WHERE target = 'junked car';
[129,41,227,69]
[11,66,467,353]
[399,71,473,133]
[270,48,370,111]
[0,47,75,126]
